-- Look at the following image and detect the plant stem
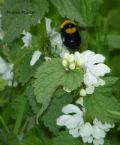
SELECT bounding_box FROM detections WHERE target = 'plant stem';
[13,97,27,135]
[0,115,10,134]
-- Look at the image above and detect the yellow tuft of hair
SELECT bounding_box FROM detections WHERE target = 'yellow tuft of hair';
[60,20,76,28]
[65,27,77,34]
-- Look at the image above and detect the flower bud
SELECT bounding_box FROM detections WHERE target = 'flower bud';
[68,54,75,63]
[62,59,68,67]
[76,58,84,67]
[64,52,70,60]
[69,63,75,70]
[74,51,80,60]
[63,86,71,93]
[80,89,86,96]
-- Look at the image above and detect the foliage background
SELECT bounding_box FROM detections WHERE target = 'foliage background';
[0,0,120,145]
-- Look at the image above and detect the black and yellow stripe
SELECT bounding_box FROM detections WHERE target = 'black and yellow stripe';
[60,20,76,28]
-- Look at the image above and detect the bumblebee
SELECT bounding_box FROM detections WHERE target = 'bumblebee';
[60,19,81,51]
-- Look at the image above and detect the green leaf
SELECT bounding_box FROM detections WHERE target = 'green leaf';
[20,135,43,145]
[84,77,120,123]
[110,53,120,77]
[25,84,41,114]
[0,78,7,91]
[34,58,83,117]
[42,90,73,135]
[0,115,9,133]
[0,132,20,145]
[14,49,43,85]
[51,0,85,25]
[103,77,119,87]
[2,0,49,42]
[78,0,103,25]
[51,0,102,25]
[13,96,27,135]
[107,34,120,49]
[108,9,120,30]
[52,131,82,145]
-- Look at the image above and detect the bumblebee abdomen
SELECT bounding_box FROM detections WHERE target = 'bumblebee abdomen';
[62,32,81,51]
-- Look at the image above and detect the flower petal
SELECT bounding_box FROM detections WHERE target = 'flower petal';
[30,50,42,66]
[22,31,32,48]
[69,128,80,138]
[82,136,93,144]
[81,50,95,65]
[56,115,71,126]
[94,79,105,87]
[92,125,106,139]
[80,123,93,137]
[93,138,104,145]
[93,118,115,132]
[90,64,110,77]
[64,116,82,129]
[90,54,105,65]
[46,18,52,35]
[86,86,95,94]
[76,97,84,106]
[84,71,98,86]
[62,104,83,115]
[0,57,8,74]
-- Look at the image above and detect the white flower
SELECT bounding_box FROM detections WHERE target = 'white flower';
[0,57,8,74]
[62,104,83,115]
[69,63,75,70]
[67,54,75,63]
[86,85,95,94]
[81,50,110,87]
[50,31,63,50]
[74,51,84,67]
[46,18,52,36]
[80,89,87,96]
[73,50,110,95]
[76,97,84,106]
[82,136,93,144]
[46,18,62,47]
[45,18,67,56]
[22,30,32,48]
[79,123,94,144]
[30,50,42,66]
[80,123,93,137]
[2,64,14,82]
[62,52,76,70]
[57,103,115,145]
[93,118,115,132]
[44,56,51,61]
[93,138,104,145]
[57,104,84,137]
[62,50,110,93]
[92,125,106,139]
[63,86,72,93]
[85,78,106,94]
[0,58,17,87]
[62,59,68,67]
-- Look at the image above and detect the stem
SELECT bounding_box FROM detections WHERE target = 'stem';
[0,115,10,134]
[20,117,29,133]
[13,97,27,135]
[96,16,102,53]
[102,17,110,63]
[38,18,48,54]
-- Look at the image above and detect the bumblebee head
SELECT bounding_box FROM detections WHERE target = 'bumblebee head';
[60,19,76,29]
[60,19,77,35]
